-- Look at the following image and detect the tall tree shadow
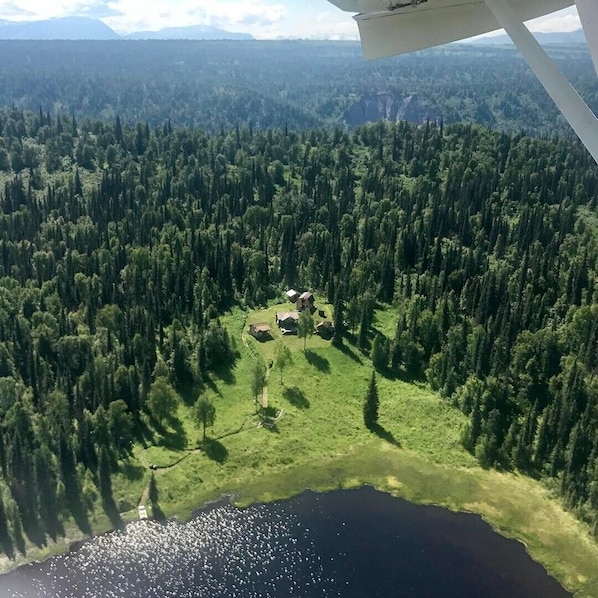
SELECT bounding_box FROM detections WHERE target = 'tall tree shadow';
[44,517,65,544]
[370,423,401,448]
[210,363,237,386]
[375,365,401,381]
[118,460,145,482]
[0,533,14,560]
[283,387,310,409]
[23,520,47,550]
[102,496,123,530]
[337,342,363,364]
[151,503,166,521]
[134,416,155,447]
[66,487,91,536]
[202,439,228,464]
[178,380,201,406]
[305,350,330,373]
[158,416,188,451]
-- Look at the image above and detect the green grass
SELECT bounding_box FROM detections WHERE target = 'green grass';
[128,303,597,597]
[6,302,597,597]
[373,304,398,338]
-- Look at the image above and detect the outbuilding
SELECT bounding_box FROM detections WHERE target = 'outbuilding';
[297,291,315,311]
[276,311,300,328]
[286,289,300,303]
[249,323,273,340]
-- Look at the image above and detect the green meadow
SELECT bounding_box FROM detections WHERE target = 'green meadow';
[6,299,598,597]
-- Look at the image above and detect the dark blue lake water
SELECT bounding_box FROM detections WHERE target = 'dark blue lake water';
[0,487,570,597]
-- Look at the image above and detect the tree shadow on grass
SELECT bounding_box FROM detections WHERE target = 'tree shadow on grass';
[374,365,401,382]
[336,341,363,365]
[158,417,188,452]
[151,502,167,521]
[24,521,46,551]
[0,535,14,560]
[369,423,401,448]
[66,488,92,536]
[177,380,200,406]
[263,406,278,418]
[202,375,221,398]
[102,497,123,530]
[283,386,310,409]
[210,363,237,386]
[118,460,145,482]
[134,416,155,448]
[305,349,330,373]
[202,439,228,464]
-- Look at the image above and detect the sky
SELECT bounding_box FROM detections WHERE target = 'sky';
[0,0,583,39]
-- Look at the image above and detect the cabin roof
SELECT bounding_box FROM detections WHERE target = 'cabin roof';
[277,311,299,321]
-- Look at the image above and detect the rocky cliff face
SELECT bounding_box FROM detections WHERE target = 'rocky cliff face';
[344,93,440,127]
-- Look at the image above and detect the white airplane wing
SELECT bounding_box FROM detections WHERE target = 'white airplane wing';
[327,0,598,164]
[331,0,574,59]
[329,0,573,59]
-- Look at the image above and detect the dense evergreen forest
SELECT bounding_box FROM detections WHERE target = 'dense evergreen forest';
[0,40,596,136]
[0,105,597,556]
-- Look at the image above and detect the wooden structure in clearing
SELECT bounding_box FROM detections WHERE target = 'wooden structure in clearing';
[249,323,272,340]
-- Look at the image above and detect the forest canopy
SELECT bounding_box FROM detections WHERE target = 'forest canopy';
[0,40,595,137]
[0,99,597,555]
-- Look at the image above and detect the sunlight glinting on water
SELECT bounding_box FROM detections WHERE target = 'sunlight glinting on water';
[7,504,327,598]
[1,488,572,598]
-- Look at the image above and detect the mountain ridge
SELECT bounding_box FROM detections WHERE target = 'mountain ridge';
[0,16,118,40]
[0,17,253,40]
[0,16,585,44]
[469,28,586,45]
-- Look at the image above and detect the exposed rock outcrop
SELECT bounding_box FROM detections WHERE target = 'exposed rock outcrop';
[344,92,440,127]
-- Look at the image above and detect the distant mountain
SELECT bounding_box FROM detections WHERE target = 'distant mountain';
[470,29,586,46]
[0,17,118,40]
[0,17,253,41]
[123,25,253,41]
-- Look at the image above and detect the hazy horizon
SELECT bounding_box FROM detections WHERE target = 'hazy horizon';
[0,1,583,41]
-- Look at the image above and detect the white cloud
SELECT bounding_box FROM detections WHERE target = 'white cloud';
[268,9,358,40]
[0,0,101,20]
[527,10,581,33]
[467,6,581,41]
[0,1,582,39]
[102,0,286,34]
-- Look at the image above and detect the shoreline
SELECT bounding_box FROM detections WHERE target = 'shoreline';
[0,444,596,596]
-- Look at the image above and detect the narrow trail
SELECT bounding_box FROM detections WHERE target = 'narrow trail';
[138,315,272,512]
[137,416,261,508]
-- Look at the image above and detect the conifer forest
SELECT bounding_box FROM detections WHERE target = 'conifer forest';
[0,40,597,556]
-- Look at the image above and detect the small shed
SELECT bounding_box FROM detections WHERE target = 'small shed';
[316,320,334,338]
[250,323,272,340]
[286,289,300,303]
[297,291,315,311]
[276,311,299,328]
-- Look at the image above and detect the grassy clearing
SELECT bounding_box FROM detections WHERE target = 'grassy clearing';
[6,301,597,596]
[124,302,597,597]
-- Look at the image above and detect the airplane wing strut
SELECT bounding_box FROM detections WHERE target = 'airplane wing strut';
[575,0,598,76]
[484,0,598,163]
[327,0,598,164]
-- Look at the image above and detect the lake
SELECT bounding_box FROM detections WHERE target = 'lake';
[0,486,571,597]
